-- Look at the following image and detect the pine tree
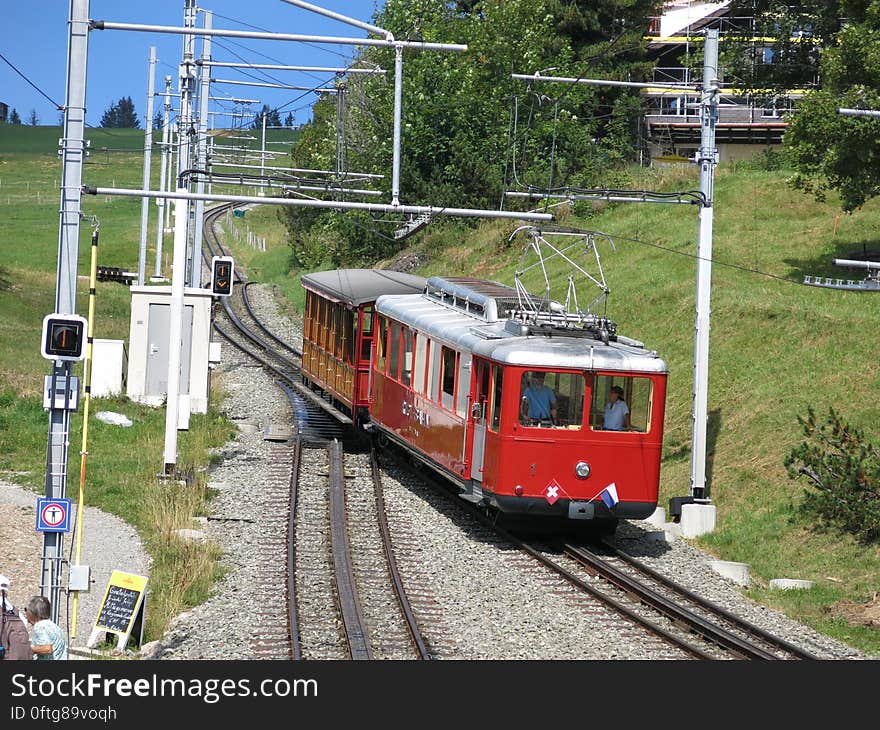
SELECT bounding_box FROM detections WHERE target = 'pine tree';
[252,105,281,129]
[100,96,140,128]
[153,111,163,130]
[284,112,294,128]
[10,108,21,125]
[28,109,39,126]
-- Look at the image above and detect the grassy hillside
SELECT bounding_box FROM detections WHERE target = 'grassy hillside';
[226,158,880,653]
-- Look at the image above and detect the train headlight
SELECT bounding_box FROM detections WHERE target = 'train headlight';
[575,461,591,479]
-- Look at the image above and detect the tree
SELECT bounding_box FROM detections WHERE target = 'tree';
[725,2,880,211]
[10,108,21,125]
[281,0,662,267]
[0,106,7,123]
[252,105,282,129]
[153,111,163,130]
[28,109,38,126]
[100,96,140,128]
[284,112,294,128]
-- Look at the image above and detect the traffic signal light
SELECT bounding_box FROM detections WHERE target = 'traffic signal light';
[211,256,234,297]
[40,314,87,362]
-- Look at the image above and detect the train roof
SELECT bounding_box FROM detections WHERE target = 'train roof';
[301,269,426,307]
[376,277,667,374]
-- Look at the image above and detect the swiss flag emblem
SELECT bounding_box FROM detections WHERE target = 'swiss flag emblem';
[544,480,561,505]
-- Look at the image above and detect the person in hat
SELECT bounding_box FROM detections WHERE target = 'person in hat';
[602,385,631,431]
[24,596,67,660]
[520,371,557,426]
[0,575,32,660]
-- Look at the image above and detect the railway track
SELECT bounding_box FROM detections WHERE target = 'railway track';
[200,205,429,660]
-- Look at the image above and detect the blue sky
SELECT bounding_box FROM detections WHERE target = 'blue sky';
[1,1,382,127]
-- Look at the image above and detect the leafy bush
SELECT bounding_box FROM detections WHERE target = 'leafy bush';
[785,407,880,542]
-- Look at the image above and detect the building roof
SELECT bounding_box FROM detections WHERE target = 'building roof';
[300,269,426,307]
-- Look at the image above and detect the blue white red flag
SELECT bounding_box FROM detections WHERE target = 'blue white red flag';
[598,482,619,509]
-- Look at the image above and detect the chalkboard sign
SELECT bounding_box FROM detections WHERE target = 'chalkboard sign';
[96,585,140,633]
[87,571,148,651]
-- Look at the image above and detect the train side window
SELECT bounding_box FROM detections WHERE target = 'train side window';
[362,307,373,335]
[441,346,456,411]
[401,328,414,387]
[413,334,427,395]
[344,309,355,365]
[304,292,313,340]
[376,317,387,373]
[490,365,504,431]
[455,353,471,417]
[389,321,401,380]
[428,339,441,401]
[589,375,653,433]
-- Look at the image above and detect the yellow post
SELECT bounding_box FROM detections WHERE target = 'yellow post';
[71,225,99,638]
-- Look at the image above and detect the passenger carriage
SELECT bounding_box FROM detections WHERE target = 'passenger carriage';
[369,276,668,525]
[300,269,425,421]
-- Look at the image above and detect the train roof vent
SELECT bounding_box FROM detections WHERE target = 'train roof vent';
[424,276,522,322]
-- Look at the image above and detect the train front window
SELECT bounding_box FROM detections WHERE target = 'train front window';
[519,371,585,429]
[589,375,653,433]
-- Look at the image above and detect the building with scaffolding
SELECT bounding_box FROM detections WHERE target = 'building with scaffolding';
[644,1,816,163]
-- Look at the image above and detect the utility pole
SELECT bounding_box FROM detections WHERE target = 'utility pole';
[689,29,719,500]
[154,75,172,280]
[190,11,212,287]
[137,47,157,286]
[259,106,267,197]
[163,0,197,475]
[42,0,90,624]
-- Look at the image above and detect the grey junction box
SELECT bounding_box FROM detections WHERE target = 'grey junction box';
[126,285,219,418]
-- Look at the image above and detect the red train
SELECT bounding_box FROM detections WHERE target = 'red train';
[300,269,668,529]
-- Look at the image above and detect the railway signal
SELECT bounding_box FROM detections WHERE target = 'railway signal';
[210,256,234,296]
[40,314,87,362]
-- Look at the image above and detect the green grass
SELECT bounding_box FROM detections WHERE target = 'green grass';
[0,126,237,641]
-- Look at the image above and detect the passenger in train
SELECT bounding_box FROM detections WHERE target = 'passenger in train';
[602,385,631,431]
[520,372,557,426]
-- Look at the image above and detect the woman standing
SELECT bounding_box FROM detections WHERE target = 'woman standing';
[24,596,67,660]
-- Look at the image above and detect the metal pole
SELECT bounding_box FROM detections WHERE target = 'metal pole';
[155,76,172,279]
[71,225,98,638]
[391,44,403,206]
[43,0,89,626]
[279,0,393,40]
[179,0,197,287]
[689,30,719,500]
[137,47,157,286]
[90,21,468,52]
[201,61,386,75]
[260,107,267,193]
[210,78,337,92]
[86,185,555,222]
[191,11,212,288]
[164,0,196,474]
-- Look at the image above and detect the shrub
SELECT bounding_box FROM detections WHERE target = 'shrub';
[785,407,880,542]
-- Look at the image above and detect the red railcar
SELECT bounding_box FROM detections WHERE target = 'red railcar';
[300,269,425,421]
[368,276,668,526]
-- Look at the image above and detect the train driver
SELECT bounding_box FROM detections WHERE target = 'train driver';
[520,372,557,426]
[602,385,631,431]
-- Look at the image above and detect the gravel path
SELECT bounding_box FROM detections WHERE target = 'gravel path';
[0,481,149,652]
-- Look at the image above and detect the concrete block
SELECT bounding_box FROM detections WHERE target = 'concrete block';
[709,560,751,586]
[680,503,717,538]
[662,521,682,537]
[237,421,259,434]
[173,528,208,544]
[644,506,667,528]
[644,530,675,543]
[769,578,814,591]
